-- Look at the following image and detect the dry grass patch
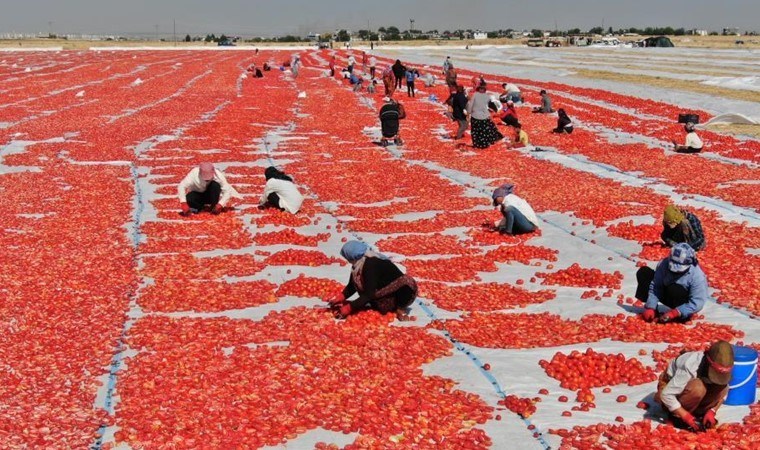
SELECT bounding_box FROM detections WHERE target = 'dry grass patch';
[574,69,760,104]
[703,123,760,139]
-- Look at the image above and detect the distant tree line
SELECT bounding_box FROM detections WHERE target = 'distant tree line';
[179,25,755,44]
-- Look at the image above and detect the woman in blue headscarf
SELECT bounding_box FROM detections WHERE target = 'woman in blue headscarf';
[324,240,417,321]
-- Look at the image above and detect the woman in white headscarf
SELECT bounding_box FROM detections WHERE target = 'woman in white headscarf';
[324,241,417,321]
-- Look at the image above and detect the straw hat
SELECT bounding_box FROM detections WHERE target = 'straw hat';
[705,341,734,385]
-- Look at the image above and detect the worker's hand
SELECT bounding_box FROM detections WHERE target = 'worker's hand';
[701,409,717,429]
[658,309,681,323]
[211,204,223,215]
[679,411,701,432]
[332,302,352,319]
[323,289,345,304]
[180,202,191,216]
[642,308,657,323]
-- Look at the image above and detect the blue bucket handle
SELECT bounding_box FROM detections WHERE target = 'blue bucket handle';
[729,357,758,390]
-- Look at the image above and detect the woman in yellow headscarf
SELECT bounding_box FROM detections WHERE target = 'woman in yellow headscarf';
[661,205,706,251]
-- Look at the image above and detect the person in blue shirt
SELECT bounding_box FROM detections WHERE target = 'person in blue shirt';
[349,73,364,92]
[637,243,709,323]
[405,68,419,97]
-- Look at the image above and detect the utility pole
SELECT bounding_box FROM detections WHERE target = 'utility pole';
[48,21,53,38]
[173,19,176,46]
[154,24,159,42]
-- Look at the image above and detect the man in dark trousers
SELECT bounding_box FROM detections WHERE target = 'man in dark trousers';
[177,162,240,215]
[392,59,406,90]
[446,84,469,140]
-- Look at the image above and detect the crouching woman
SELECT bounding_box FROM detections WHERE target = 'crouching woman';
[489,184,540,235]
[325,241,417,321]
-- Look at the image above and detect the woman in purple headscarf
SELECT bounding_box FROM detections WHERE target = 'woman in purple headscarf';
[324,241,417,321]
[488,184,540,235]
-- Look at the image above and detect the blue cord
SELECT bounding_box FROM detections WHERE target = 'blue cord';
[92,164,144,450]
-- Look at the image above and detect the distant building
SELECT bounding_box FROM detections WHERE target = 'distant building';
[722,27,740,36]
[570,36,592,46]
[473,32,488,40]
[306,33,320,41]
[690,29,708,36]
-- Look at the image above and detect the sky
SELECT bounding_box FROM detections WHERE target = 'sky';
[1,0,758,37]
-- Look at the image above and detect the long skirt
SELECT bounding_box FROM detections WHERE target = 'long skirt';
[471,118,503,149]
[371,275,418,313]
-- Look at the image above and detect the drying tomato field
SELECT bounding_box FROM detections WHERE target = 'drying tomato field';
[1,48,758,449]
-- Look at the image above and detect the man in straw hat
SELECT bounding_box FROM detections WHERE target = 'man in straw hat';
[655,340,734,431]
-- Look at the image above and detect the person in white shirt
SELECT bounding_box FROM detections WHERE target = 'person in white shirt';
[290,55,301,78]
[499,83,522,103]
[259,166,303,214]
[655,341,734,431]
[347,55,356,73]
[178,162,241,216]
[672,122,703,153]
[488,183,539,235]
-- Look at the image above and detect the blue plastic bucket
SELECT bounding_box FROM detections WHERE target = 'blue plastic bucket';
[724,346,758,406]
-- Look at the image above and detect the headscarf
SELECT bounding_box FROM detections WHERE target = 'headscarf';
[668,242,697,273]
[558,108,568,119]
[199,162,216,181]
[663,205,685,224]
[340,240,370,263]
[265,166,293,182]
[340,241,388,292]
[340,240,387,263]
[492,184,515,205]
